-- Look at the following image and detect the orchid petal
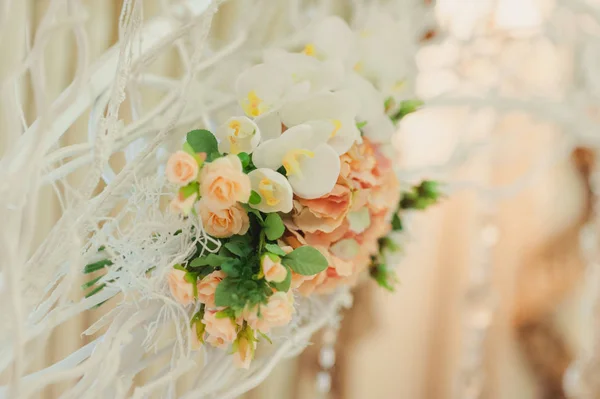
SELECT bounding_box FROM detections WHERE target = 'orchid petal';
[362,113,396,144]
[279,91,359,127]
[252,124,315,170]
[287,144,340,199]
[248,168,293,213]
[236,64,293,117]
[255,111,282,142]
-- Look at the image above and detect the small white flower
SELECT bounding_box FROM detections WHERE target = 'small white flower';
[252,125,340,199]
[248,168,293,213]
[215,116,261,154]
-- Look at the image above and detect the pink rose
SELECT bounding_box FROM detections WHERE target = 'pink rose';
[199,155,251,211]
[166,151,199,185]
[169,192,198,215]
[233,335,256,369]
[168,269,194,306]
[261,254,288,283]
[197,200,250,238]
[293,184,352,234]
[203,310,237,347]
[197,271,225,309]
[244,292,295,333]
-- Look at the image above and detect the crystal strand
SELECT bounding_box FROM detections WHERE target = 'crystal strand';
[455,124,498,398]
[315,319,341,396]
[564,154,600,398]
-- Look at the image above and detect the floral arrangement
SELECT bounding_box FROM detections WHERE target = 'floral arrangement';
[83,16,440,369]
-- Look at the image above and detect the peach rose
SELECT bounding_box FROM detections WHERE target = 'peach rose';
[233,335,256,369]
[197,270,225,308]
[203,310,237,347]
[261,254,288,283]
[244,292,295,333]
[169,192,198,215]
[197,200,250,238]
[166,151,199,185]
[168,269,194,306]
[293,184,352,234]
[295,270,328,296]
[205,334,229,349]
[199,155,251,211]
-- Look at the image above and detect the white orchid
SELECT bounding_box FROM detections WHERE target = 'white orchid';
[279,91,361,155]
[263,49,346,93]
[252,124,340,199]
[248,168,293,213]
[353,10,415,98]
[341,72,396,144]
[299,16,356,65]
[215,116,260,154]
[235,63,308,141]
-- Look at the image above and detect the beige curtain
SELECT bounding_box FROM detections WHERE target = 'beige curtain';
[3,1,588,398]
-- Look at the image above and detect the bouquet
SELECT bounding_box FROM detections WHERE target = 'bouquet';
[84,16,440,370]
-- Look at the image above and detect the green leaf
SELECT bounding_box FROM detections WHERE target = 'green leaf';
[81,275,103,290]
[83,259,113,274]
[220,258,241,277]
[173,264,187,271]
[282,246,328,276]
[249,190,261,205]
[264,243,287,257]
[238,152,250,168]
[270,266,292,292]
[190,253,229,267]
[207,151,221,162]
[186,129,218,155]
[183,142,196,156]
[391,213,402,231]
[224,241,250,258]
[184,272,199,298]
[257,330,273,344]
[214,278,241,308]
[264,213,285,241]
[356,120,367,129]
[179,182,199,199]
[84,283,106,298]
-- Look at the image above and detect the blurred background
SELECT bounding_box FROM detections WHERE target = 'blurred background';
[2,0,597,398]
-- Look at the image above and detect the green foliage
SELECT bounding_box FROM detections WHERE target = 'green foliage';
[356,121,368,130]
[391,213,403,231]
[264,243,287,257]
[186,130,218,159]
[214,276,271,312]
[189,253,229,267]
[249,190,262,205]
[179,182,199,199]
[263,213,285,241]
[389,99,424,124]
[282,246,328,276]
[370,263,398,292]
[83,259,113,274]
[237,152,251,168]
